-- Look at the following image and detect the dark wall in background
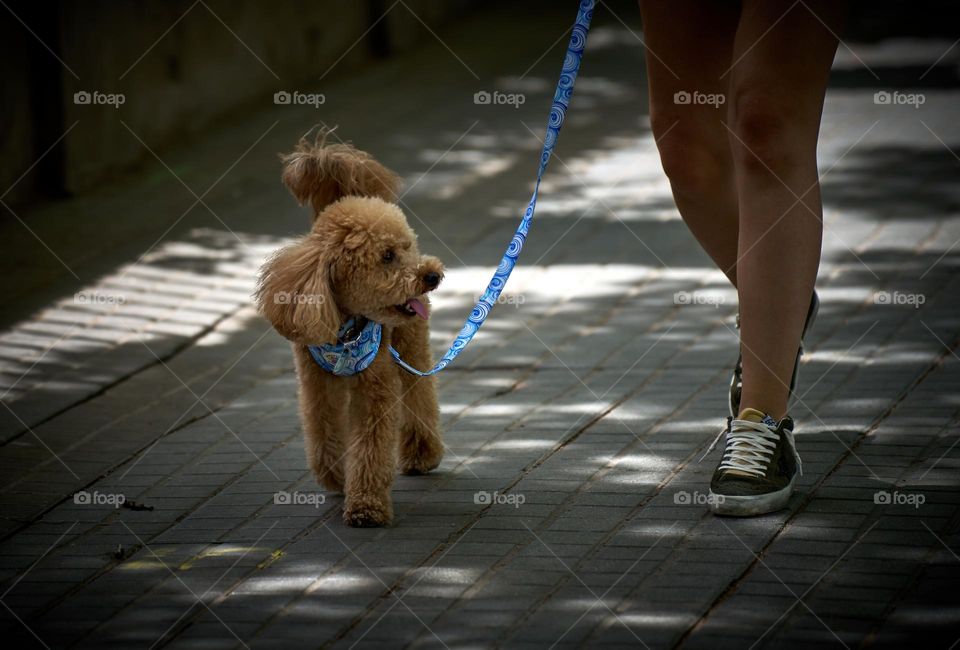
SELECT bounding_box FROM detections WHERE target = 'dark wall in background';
[3,0,955,207]
[2,0,473,205]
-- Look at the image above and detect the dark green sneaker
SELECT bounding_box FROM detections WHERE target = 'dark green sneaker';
[729,290,820,417]
[704,408,802,516]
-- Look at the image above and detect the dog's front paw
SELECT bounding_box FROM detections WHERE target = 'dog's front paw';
[399,434,444,475]
[343,494,392,527]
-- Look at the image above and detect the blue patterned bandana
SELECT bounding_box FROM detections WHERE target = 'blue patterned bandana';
[308,317,381,377]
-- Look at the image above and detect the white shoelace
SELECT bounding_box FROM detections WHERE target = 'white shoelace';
[701,418,802,478]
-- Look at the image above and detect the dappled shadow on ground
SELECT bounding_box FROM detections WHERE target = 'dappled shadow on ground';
[3,5,960,644]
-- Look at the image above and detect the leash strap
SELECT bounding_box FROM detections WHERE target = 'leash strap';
[390,0,594,376]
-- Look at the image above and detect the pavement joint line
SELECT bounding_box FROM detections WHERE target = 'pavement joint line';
[433,269,670,479]
[118,520,252,649]
[0,308,237,449]
[806,415,960,649]
[1,521,78,600]
[0,323,82,401]
[131,332,283,481]
[729,517,878,650]
[860,502,960,647]
[241,269,670,643]
[117,322,277,481]
[16,316,551,640]
[7,219,940,632]
[337,520,483,649]
[118,340,555,643]
[9,264,960,648]
[670,284,960,648]
[518,317,676,463]
[404,319,734,646]
[524,520,653,649]
[422,264,960,646]
[775,478,960,643]
[505,269,717,449]
[149,520,280,650]
[322,521,454,650]
[2,15,957,648]
[0,401,80,480]
[917,409,960,482]
[61,411,330,647]
[548,521,680,649]
[11,389,300,628]
[793,320,880,404]
[0,367,220,493]
[490,365,732,648]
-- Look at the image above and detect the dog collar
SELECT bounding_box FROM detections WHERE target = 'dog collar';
[307,317,381,376]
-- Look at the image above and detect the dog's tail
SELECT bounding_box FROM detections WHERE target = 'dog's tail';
[281,129,401,219]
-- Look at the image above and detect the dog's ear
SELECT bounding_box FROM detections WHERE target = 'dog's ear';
[281,131,401,220]
[255,236,340,345]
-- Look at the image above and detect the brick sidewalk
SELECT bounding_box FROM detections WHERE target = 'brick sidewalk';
[1,5,959,649]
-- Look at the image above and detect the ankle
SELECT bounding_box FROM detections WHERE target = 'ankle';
[737,403,786,421]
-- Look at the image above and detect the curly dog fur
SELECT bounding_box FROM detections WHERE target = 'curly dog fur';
[256,134,444,527]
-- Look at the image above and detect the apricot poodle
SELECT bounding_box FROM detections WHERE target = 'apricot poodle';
[256,134,444,527]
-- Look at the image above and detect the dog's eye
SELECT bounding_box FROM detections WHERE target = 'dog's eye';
[382,249,395,263]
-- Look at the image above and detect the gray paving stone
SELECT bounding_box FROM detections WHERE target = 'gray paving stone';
[1,7,957,649]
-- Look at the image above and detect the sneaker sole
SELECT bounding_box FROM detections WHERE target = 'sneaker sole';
[708,475,797,517]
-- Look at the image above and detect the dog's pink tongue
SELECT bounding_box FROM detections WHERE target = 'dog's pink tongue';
[407,298,428,320]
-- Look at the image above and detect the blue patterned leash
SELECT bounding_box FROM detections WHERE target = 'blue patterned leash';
[389,0,594,376]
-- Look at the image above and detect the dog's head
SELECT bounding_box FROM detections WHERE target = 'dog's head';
[256,135,444,345]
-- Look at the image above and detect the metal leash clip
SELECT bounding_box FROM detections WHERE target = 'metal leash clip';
[332,317,368,375]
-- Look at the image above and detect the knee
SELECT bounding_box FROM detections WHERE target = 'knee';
[650,111,731,199]
[729,87,807,176]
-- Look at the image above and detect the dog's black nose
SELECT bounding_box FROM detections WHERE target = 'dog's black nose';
[423,272,441,289]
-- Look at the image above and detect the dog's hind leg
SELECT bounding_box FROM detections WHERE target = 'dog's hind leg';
[295,347,347,492]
